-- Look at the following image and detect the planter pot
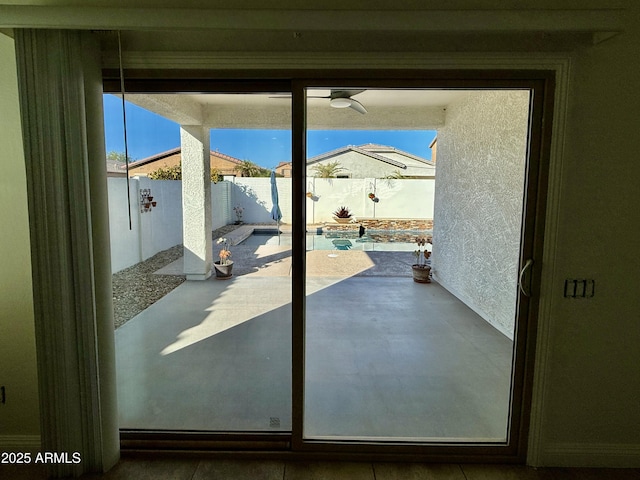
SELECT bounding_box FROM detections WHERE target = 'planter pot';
[213,260,234,279]
[412,264,432,283]
[333,217,352,224]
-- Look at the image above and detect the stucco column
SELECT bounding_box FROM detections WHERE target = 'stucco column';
[181,125,212,280]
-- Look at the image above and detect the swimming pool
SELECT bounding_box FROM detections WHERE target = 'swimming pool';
[239,229,432,252]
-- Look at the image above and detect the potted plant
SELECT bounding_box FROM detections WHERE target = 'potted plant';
[333,206,353,224]
[412,237,432,283]
[213,237,234,279]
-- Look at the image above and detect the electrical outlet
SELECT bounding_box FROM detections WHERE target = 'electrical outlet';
[564,279,595,298]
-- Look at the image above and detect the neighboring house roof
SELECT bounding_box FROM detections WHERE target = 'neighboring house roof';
[127,147,181,169]
[106,159,127,176]
[209,149,245,167]
[358,143,436,167]
[275,161,292,177]
[306,143,434,171]
[307,145,407,169]
[127,147,245,170]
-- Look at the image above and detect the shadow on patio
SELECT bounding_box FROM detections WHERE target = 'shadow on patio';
[115,236,513,441]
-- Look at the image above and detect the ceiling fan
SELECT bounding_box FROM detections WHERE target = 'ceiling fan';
[270,89,368,114]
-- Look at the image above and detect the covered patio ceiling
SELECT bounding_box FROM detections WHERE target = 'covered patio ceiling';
[120,89,469,130]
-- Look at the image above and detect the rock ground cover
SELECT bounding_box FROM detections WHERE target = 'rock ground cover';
[112,224,240,329]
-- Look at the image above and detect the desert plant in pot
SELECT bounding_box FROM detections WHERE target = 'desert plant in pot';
[333,206,353,224]
[214,237,234,279]
[412,237,432,283]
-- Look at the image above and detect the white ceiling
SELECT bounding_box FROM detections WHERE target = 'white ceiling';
[124,89,470,130]
[192,89,466,107]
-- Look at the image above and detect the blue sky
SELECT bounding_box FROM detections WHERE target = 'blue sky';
[104,95,436,168]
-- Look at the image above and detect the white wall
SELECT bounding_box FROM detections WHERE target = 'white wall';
[211,180,232,229]
[231,177,293,224]
[109,178,234,272]
[108,176,435,272]
[433,90,530,338]
[142,178,183,259]
[228,177,435,225]
[308,177,434,223]
[108,177,141,272]
[108,177,184,272]
[534,9,640,466]
[0,33,40,450]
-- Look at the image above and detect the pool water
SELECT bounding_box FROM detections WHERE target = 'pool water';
[239,230,432,252]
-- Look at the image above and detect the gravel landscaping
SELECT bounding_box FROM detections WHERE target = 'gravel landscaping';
[112,224,241,329]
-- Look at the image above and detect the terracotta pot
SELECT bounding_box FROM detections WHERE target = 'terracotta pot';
[412,264,432,283]
[333,217,352,224]
[213,260,234,279]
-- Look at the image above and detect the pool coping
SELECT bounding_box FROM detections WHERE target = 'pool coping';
[225,224,293,246]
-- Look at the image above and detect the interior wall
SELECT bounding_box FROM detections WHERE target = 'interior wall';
[533,7,640,466]
[0,32,40,449]
[433,90,530,338]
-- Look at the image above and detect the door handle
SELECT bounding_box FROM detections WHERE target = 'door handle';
[519,259,534,297]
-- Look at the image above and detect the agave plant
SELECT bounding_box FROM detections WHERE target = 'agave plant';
[333,206,352,219]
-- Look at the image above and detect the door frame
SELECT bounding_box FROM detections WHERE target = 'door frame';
[102,68,557,463]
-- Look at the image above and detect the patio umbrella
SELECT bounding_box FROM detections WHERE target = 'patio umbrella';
[270,170,282,244]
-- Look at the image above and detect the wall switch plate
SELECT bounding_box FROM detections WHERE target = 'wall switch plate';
[564,279,595,298]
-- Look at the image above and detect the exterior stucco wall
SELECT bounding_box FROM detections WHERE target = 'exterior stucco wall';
[227,177,434,224]
[108,178,232,272]
[433,90,530,338]
[108,177,184,272]
[308,177,434,223]
[231,176,293,224]
[108,177,141,272]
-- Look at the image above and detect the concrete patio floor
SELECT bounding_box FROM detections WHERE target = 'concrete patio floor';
[116,242,513,441]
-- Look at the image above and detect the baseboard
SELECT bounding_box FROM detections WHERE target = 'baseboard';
[539,442,640,467]
[0,435,41,453]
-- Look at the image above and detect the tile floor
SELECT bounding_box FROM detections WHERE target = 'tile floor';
[3,458,640,480]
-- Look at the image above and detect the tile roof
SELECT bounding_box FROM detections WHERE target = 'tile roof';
[127,147,244,168]
[306,144,434,169]
[359,143,435,165]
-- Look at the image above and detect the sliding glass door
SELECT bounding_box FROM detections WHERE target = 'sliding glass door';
[108,90,293,434]
[301,86,530,443]
[104,73,552,459]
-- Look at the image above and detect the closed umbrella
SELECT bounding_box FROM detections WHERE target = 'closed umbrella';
[270,170,282,244]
